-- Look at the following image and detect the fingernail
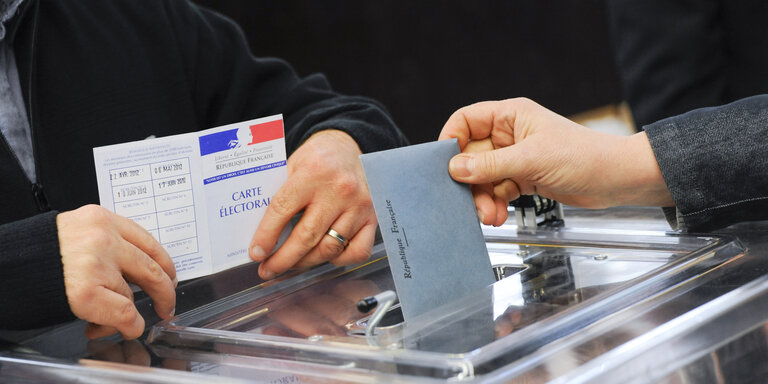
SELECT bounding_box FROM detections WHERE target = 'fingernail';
[260,268,275,280]
[169,307,175,318]
[449,155,472,178]
[172,277,178,288]
[479,211,485,223]
[251,246,266,261]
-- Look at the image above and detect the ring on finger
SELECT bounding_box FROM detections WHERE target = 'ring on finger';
[325,228,349,249]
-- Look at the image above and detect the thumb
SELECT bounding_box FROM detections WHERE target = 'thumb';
[448,145,526,184]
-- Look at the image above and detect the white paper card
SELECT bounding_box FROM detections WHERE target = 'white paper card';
[93,115,287,281]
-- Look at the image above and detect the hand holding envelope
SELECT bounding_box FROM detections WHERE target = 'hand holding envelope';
[250,129,378,280]
[439,98,674,225]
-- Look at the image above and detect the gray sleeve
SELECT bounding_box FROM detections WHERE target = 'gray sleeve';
[644,95,768,232]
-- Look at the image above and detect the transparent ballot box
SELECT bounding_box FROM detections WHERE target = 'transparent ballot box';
[146,224,744,382]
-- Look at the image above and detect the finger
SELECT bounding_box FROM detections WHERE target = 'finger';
[82,286,145,340]
[493,196,509,227]
[258,201,340,279]
[440,98,546,146]
[493,179,522,203]
[449,145,532,185]
[492,179,520,226]
[327,221,376,267]
[83,272,134,340]
[472,184,498,225]
[250,178,313,262]
[116,240,176,319]
[463,136,495,154]
[111,213,176,283]
[438,101,500,148]
[294,211,365,269]
[100,270,136,303]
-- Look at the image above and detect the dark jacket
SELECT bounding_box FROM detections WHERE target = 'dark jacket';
[0,0,407,329]
[645,95,768,231]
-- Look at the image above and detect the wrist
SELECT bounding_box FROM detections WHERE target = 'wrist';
[306,129,363,155]
[612,132,674,207]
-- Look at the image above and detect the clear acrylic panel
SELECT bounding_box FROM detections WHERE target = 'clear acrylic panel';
[147,224,742,381]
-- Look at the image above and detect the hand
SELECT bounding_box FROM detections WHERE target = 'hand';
[58,205,177,340]
[439,98,674,226]
[249,130,377,280]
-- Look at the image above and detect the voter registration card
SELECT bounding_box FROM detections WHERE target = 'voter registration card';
[93,115,287,281]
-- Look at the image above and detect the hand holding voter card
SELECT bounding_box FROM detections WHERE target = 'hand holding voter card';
[89,115,374,338]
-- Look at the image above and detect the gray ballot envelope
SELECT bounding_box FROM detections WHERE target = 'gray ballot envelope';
[360,139,495,323]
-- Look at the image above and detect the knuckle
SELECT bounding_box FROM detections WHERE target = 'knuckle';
[319,238,345,257]
[67,284,94,308]
[141,230,162,250]
[464,101,486,113]
[303,157,327,174]
[332,173,360,199]
[79,204,111,225]
[447,108,466,125]
[269,189,296,218]
[501,182,517,200]
[351,248,372,264]
[150,244,171,267]
[512,96,535,108]
[84,229,116,251]
[142,259,167,286]
[115,301,138,325]
[76,253,103,270]
[294,223,321,248]
[333,248,371,266]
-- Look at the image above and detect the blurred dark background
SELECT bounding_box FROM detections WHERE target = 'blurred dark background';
[193,1,623,144]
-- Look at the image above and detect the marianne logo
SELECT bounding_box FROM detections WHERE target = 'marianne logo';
[229,126,253,149]
[198,119,284,156]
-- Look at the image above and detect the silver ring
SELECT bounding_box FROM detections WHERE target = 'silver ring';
[326,228,349,248]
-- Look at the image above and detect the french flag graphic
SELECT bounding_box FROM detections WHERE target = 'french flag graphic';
[198,119,284,156]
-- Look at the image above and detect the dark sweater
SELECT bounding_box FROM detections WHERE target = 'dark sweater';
[0,0,407,329]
